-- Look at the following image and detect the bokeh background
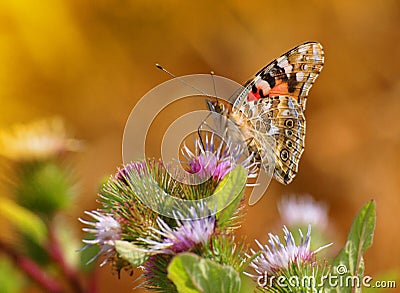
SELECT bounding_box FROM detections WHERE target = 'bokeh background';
[0,0,399,292]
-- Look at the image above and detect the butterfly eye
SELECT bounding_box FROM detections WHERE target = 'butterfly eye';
[212,103,220,113]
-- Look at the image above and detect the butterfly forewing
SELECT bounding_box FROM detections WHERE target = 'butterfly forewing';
[232,42,324,111]
[228,42,324,184]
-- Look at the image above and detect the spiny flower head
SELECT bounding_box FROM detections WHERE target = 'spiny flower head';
[139,204,216,254]
[79,210,121,266]
[246,225,332,280]
[182,132,257,182]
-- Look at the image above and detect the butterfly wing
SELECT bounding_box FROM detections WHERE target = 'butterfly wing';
[232,42,324,111]
[232,42,324,184]
[239,97,304,184]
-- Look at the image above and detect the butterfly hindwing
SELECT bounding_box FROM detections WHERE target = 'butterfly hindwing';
[239,96,305,184]
[269,96,305,184]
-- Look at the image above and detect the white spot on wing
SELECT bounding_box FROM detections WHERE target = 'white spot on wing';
[277,58,292,74]
[276,56,285,63]
[287,99,295,108]
[268,125,279,135]
[296,72,304,82]
[313,44,319,58]
[284,65,293,74]
[278,58,289,67]
[298,45,309,54]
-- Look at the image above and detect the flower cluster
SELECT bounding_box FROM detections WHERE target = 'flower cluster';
[80,126,380,292]
[80,134,252,291]
[0,113,377,291]
[78,128,377,292]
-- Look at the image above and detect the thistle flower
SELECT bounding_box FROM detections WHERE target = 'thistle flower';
[1,119,79,216]
[135,204,217,292]
[278,194,328,230]
[81,148,248,286]
[245,225,332,290]
[115,161,148,184]
[0,118,81,162]
[79,210,121,266]
[182,132,257,182]
[139,205,216,254]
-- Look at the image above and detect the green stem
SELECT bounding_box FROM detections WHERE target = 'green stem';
[47,224,85,293]
[0,241,64,293]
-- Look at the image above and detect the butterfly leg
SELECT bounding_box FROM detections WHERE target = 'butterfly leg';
[197,112,213,151]
[197,124,205,151]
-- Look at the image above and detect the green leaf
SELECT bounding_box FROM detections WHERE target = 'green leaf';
[239,274,256,293]
[115,240,149,267]
[330,200,376,292]
[213,166,247,227]
[0,197,47,244]
[167,253,241,293]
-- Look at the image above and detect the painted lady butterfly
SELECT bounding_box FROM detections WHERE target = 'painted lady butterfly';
[206,42,324,185]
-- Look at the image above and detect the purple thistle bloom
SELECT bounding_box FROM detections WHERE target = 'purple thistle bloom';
[79,210,121,266]
[278,194,328,230]
[183,132,257,182]
[246,225,332,278]
[139,205,216,254]
[189,154,232,181]
[115,161,148,184]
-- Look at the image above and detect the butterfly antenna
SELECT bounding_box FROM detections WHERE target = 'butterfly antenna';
[155,64,215,99]
[210,71,219,103]
[156,64,218,151]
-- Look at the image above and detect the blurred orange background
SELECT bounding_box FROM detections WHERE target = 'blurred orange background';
[0,0,399,292]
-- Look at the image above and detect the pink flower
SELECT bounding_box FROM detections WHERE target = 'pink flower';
[183,132,256,182]
[246,225,332,278]
[79,210,121,266]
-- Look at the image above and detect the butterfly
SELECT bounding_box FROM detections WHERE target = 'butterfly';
[206,42,324,185]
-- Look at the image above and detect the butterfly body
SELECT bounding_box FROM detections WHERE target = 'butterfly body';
[207,42,324,185]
